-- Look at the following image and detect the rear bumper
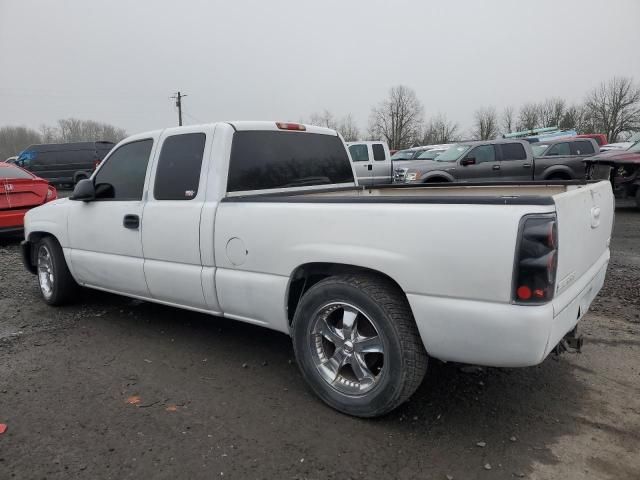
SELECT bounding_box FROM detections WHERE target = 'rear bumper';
[407,250,609,367]
[0,209,28,230]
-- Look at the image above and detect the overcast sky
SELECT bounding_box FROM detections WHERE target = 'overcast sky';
[1,0,639,137]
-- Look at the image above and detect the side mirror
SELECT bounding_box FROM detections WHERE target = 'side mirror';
[70,178,95,202]
[461,156,476,166]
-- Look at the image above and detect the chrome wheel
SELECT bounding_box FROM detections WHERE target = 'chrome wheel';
[37,244,54,300]
[310,302,385,396]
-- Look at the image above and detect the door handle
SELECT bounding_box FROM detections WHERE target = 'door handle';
[523,163,532,168]
[367,165,372,171]
[123,214,139,229]
[492,165,501,170]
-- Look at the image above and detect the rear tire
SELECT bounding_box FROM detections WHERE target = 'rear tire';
[547,173,570,181]
[635,188,640,210]
[292,274,428,417]
[36,236,78,306]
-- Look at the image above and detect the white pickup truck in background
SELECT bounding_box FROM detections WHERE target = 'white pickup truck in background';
[346,140,392,185]
[21,121,614,417]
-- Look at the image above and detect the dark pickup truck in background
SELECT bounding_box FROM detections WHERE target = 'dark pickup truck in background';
[394,138,598,183]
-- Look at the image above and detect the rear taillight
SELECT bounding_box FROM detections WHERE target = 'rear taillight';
[513,215,558,304]
[46,185,57,202]
[93,159,101,170]
[275,122,306,131]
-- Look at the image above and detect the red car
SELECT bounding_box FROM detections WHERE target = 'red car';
[0,162,57,234]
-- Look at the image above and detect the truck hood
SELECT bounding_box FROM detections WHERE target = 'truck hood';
[393,159,443,171]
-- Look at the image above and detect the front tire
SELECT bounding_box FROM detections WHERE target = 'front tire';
[292,274,428,417]
[36,236,78,305]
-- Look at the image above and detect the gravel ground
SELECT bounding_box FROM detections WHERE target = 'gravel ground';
[0,205,639,480]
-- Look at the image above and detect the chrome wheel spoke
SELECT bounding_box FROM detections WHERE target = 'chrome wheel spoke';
[341,307,358,339]
[354,334,383,354]
[320,318,344,346]
[322,347,348,382]
[350,353,375,385]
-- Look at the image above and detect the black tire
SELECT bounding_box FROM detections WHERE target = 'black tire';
[73,173,88,185]
[35,236,78,306]
[635,188,640,210]
[292,274,428,417]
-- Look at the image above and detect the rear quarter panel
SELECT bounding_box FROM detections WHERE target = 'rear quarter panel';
[213,201,554,332]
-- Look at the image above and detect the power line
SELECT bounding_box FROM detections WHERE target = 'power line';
[169,91,188,126]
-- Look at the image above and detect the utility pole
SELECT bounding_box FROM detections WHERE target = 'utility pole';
[170,91,187,126]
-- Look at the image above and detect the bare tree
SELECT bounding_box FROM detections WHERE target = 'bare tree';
[559,104,592,133]
[336,113,360,141]
[368,85,423,149]
[308,110,337,130]
[0,126,42,160]
[538,98,566,128]
[472,107,499,140]
[422,114,460,144]
[501,106,515,135]
[56,118,127,143]
[518,103,541,131]
[583,77,640,142]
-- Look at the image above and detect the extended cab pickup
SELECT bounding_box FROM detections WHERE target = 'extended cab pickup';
[21,121,614,417]
[394,138,595,184]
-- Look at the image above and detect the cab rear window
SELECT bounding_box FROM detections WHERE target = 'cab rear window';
[0,165,33,179]
[227,131,353,192]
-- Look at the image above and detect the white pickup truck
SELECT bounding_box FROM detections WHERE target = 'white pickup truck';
[21,121,614,417]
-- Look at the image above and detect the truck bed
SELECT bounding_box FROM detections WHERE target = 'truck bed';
[224,181,591,204]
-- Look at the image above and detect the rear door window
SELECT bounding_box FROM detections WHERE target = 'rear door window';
[348,144,369,162]
[228,131,353,192]
[546,142,570,156]
[570,141,595,155]
[154,133,206,200]
[93,139,153,200]
[499,143,527,161]
[372,144,386,161]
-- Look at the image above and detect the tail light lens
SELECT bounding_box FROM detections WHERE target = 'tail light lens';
[513,215,558,304]
[46,185,57,202]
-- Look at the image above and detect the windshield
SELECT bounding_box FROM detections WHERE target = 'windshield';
[390,149,416,160]
[435,145,470,162]
[627,141,640,153]
[532,144,549,156]
[416,149,442,160]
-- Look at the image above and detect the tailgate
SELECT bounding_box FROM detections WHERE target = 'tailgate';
[553,181,614,303]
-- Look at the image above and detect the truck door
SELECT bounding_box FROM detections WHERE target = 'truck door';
[497,142,532,181]
[348,143,372,185]
[67,138,154,296]
[371,143,391,184]
[141,128,211,310]
[456,144,500,182]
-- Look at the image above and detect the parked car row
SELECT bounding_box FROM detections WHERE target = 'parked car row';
[392,137,599,184]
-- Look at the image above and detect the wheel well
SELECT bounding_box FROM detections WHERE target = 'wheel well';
[286,263,406,326]
[546,171,571,180]
[24,232,55,268]
[424,176,449,183]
